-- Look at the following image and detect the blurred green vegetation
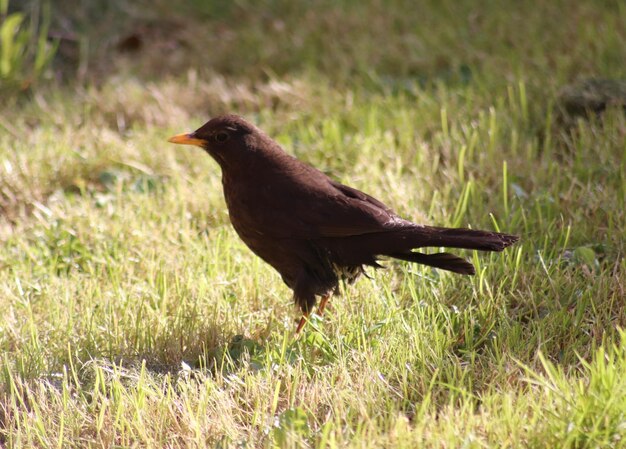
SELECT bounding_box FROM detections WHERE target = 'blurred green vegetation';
[0,0,57,93]
[7,0,626,89]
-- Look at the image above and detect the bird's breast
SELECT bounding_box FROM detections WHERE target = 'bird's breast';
[222,176,271,238]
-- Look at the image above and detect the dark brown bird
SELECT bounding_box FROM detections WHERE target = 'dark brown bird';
[169,115,519,332]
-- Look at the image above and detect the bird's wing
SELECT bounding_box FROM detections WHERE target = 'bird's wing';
[253,175,410,239]
[227,158,413,240]
[312,180,408,237]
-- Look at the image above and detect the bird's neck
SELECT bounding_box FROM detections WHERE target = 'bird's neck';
[219,139,296,177]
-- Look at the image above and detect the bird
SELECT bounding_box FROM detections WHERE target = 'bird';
[168,115,519,332]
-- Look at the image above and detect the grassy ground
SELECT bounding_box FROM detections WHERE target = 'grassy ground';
[1,0,625,447]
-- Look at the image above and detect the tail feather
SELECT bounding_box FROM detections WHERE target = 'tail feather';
[326,225,519,270]
[385,227,518,275]
[390,251,476,275]
[422,227,519,252]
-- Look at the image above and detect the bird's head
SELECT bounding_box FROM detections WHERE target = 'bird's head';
[168,114,259,165]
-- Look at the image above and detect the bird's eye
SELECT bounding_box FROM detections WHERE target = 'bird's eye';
[215,131,230,143]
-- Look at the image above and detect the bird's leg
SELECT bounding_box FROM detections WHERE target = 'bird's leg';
[296,291,333,333]
[294,282,335,333]
[295,313,309,333]
[317,292,333,316]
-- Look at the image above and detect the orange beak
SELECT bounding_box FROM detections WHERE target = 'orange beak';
[167,133,207,147]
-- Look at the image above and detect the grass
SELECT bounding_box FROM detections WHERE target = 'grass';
[1,0,626,447]
[0,0,57,93]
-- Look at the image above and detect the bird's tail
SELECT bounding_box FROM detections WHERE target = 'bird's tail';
[390,251,477,274]
[417,226,520,252]
[385,226,519,275]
